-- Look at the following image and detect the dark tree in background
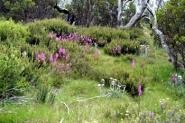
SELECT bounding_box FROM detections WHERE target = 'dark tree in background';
[0,0,58,22]
[69,0,118,26]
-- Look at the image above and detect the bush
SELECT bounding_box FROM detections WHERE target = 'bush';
[0,20,29,43]
[129,28,144,40]
[27,18,74,46]
[57,41,83,57]
[71,54,93,78]
[77,26,130,47]
[0,52,26,99]
[105,39,140,56]
[105,40,123,56]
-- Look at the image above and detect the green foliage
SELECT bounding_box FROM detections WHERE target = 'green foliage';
[28,18,74,34]
[129,28,145,40]
[27,18,74,46]
[0,0,34,21]
[62,80,99,97]
[0,18,184,123]
[69,0,117,26]
[0,51,26,99]
[0,0,58,21]
[71,53,93,78]
[157,0,185,68]
[77,26,130,47]
[57,41,83,58]
[36,85,56,104]
[0,20,29,43]
[105,39,140,56]
[36,85,49,103]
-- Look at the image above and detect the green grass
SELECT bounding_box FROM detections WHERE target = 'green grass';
[1,49,184,123]
[0,21,184,123]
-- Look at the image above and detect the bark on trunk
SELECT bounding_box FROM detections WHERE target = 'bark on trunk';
[118,0,132,27]
[124,0,147,28]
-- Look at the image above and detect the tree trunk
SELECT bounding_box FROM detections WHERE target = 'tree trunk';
[118,0,132,27]
[124,0,147,28]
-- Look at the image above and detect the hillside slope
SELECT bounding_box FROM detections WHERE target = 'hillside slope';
[0,19,184,123]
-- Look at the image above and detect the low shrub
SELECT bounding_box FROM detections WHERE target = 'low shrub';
[71,54,93,78]
[0,52,26,99]
[49,32,95,46]
[129,28,144,40]
[27,18,74,46]
[77,26,130,47]
[56,41,84,59]
[28,18,74,35]
[105,39,140,56]
[0,20,29,44]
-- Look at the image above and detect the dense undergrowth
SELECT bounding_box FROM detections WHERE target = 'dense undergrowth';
[0,18,184,123]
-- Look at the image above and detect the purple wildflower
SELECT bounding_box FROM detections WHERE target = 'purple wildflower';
[36,52,46,63]
[51,32,94,46]
[171,74,177,84]
[138,81,143,96]
[49,54,54,63]
[53,53,59,63]
[55,37,61,41]
[58,48,66,56]
[111,45,122,56]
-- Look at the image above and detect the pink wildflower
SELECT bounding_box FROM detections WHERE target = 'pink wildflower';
[172,74,177,84]
[138,81,143,96]
[49,54,54,63]
[36,52,46,64]
[131,59,136,69]
[53,53,59,63]
[58,48,66,56]
[55,37,61,41]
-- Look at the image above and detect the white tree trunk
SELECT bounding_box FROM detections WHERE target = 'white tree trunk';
[118,0,132,27]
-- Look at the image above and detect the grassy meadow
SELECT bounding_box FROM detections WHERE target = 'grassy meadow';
[0,19,184,123]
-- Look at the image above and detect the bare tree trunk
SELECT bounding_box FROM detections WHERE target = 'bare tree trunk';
[118,0,132,27]
[86,0,95,27]
[118,0,123,26]
[124,0,147,28]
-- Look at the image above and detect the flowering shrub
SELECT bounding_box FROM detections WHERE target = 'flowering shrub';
[105,40,123,56]
[28,19,74,46]
[111,45,122,56]
[105,39,139,56]
[35,52,46,64]
[169,73,185,98]
[138,81,143,96]
[77,26,131,46]
[49,32,94,46]
[35,48,69,65]
[99,73,144,97]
